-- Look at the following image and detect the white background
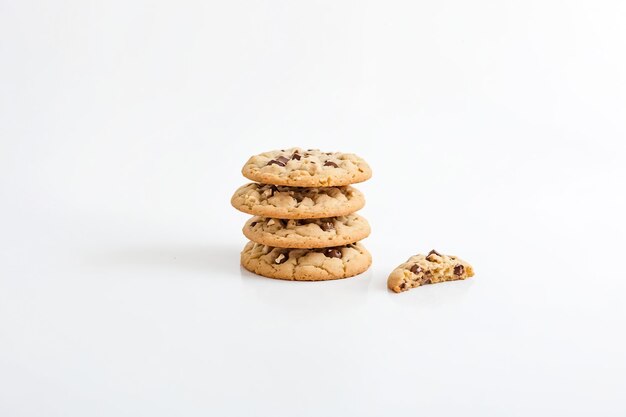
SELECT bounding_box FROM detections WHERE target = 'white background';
[1,1,625,416]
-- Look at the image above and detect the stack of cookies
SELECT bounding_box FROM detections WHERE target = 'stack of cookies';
[231,148,372,281]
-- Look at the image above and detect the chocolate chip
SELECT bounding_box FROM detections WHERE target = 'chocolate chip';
[276,156,289,165]
[426,249,442,262]
[319,221,334,231]
[275,253,288,264]
[409,264,422,274]
[324,161,338,168]
[262,185,278,198]
[323,248,342,258]
[454,264,464,276]
[267,159,286,167]
[324,152,333,155]
[422,277,431,285]
[262,185,278,196]
[291,152,301,160]
[250,221,257,227]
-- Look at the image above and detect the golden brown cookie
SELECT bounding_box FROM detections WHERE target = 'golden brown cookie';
[242,214,370,249]
[387,250,474,293]
[241,241,372,281]
[241,147,372,187]
[231,183,365,219]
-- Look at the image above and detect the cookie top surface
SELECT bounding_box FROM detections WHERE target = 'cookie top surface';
[241,147,372,187]
[387,250,475,293]
[243,214,370,249]
[231,183,365,219]
[241,241,371,281]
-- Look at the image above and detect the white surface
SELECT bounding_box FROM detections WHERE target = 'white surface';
[1,1,626,416]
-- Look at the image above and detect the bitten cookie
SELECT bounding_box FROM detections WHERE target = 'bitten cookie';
[241,241,372,281]
[387,250,474,293]
[241,147,372,187]
[243,214,371,249]
[231,183,365,219]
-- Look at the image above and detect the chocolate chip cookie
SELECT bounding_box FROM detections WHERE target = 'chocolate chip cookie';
[241,241,372,281]
[231,183,365,219]
[243,214,371,249]
[387,250,474,293]
[241,148,372,187]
